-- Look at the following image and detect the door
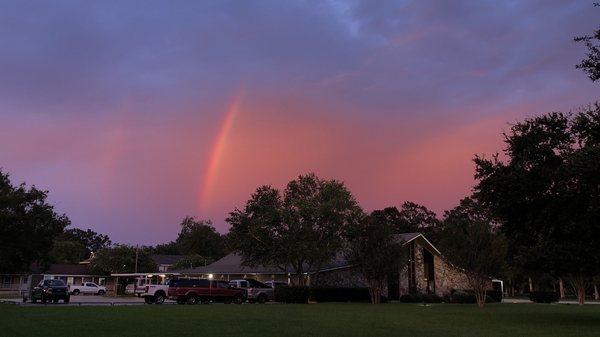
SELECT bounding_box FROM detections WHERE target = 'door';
[387,271,400,301]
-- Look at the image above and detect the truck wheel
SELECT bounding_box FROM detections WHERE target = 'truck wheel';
[154,292,165,304]
[257,294,268,304]
[98,290,105,296]
[53,299,59,303]
[233,295,244,305]
[72,289,80,295]
[186,295,198,305]
[144,296,155,304]
[176,298,186,305]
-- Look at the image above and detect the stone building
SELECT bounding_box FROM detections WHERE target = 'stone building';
[311,233,471,299]
[176,233,473,299]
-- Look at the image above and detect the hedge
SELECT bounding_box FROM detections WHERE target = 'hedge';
[399,293,443,303]
[274,286,310,303]
[443,290,498,304]
[310,287,371,302]
[530,291,560,303]
[486,290,503,303]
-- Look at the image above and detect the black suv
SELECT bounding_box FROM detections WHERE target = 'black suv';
[31,279,70,303]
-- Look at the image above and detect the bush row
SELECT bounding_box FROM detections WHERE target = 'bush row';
[443,290,502,304]
[310,287,371,302]
[399,293,443,303]
[529,291,560,303]
[274,286,504,304]
[274,286,311,303]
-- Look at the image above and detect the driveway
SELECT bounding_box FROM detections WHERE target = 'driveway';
[1,295,175,306]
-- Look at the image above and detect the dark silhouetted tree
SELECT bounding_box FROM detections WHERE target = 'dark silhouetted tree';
[175,217,226,260]
[575,3,600,81]
[90,245,157,274]
[0,170,70,273]
[474,106,600,305]
[439,198,507,308]
[227,173,363,284]
[347,212,406,304]
[171,254,213,270]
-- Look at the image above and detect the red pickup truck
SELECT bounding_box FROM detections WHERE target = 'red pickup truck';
[168,279,246,305]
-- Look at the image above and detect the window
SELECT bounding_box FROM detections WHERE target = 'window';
[217,281,229,288]
[67,277,74,286]
[247,279,269,288]
[98,278,106,286]
[1,277,11,289]
[44,279,66,286]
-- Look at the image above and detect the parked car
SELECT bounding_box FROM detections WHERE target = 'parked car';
[30,279,70,304]
[229,279,274,303]
[69,282,107,295]
[264,280,288,288]
[168,279,246,305]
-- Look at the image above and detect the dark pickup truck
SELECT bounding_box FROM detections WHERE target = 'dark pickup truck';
[168,279,246,305]
[30,279,70,303]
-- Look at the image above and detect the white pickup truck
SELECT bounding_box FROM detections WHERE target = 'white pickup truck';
[142,283,169,304]
[140,274,180,304]
[69,282,107,295]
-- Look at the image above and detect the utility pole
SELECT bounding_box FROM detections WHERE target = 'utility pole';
[134,245,139,273]
[134,245,139,295]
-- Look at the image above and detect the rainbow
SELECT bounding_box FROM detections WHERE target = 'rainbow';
[199,90,244,212]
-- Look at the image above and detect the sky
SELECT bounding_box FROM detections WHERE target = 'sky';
[0,0,598,244]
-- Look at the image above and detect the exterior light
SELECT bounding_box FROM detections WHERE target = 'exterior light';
[159,274,166,278]
[147,274,154,278]
[208,274,214,279]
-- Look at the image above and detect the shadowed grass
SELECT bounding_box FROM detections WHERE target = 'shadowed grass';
[1,302,599,337]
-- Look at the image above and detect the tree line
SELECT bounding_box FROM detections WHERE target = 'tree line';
[0,172,229,275]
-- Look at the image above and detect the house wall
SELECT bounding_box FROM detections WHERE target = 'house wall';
[0,275,27,295]
[306,239,473,297]
[311,267,368,288]
[433,254,471,295]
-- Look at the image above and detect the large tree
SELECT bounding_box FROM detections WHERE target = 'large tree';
[56,228,111,254]
[372,202,441,243]
[89,245,157,274]
[175,216,226,260]
[51,228,112,263]
[439,198,507,308]
[347,211,406,304]
[0,170,70,273]
[474,107,600,304]
[227,173,363,284]
[575,3,600,82]
[49,240,88,264]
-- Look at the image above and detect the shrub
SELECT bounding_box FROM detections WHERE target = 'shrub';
[444,290,477,304]
[529,291,560,303]
[310,287,371,302]
[444,290,500,304]
[274,286,310,303]
[486,290,503,303]
[399,293,443,303]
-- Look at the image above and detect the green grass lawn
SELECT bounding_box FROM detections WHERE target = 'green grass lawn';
[1,302,599,337]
